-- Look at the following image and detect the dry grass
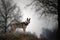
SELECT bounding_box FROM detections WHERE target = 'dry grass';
[0,34,39,40]
[0,33,48,40]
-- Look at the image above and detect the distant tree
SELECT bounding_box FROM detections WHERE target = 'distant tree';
[38,0,58,16]
[24,0,58,16]
[0,0,21,33]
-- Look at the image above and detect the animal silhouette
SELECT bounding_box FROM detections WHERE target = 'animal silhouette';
[9,18,31,33]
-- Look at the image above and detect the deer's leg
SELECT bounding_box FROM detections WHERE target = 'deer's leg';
[11,25,16,33]
[23,27,26,33]
[10,25,13,33]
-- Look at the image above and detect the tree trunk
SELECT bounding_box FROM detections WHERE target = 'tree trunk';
[4,18,7,33]
[4,11,7,33]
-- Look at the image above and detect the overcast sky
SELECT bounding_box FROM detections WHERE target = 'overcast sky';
[14,0,58,38]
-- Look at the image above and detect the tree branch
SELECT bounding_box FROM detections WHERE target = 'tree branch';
[7,19,14,27]
[1,0,7,10]
[8,4,16,13]
[0,9,5,19]
[24,0,37,8]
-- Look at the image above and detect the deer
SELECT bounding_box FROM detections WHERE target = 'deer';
[9,18,31,33]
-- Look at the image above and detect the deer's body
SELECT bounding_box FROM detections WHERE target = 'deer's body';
[9,18,31,33]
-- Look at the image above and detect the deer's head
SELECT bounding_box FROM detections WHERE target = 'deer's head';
[25,18,31,24]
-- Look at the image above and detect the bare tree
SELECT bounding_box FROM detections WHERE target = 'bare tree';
[24,0,58,16]
[0,0,21,33]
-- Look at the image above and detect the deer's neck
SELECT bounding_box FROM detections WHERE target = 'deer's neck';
[20,22,29,25]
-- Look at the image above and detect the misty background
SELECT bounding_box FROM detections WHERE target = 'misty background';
[0,0,58,40]
[14,0,58,39]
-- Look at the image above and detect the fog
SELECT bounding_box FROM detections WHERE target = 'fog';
[14,0,58,38]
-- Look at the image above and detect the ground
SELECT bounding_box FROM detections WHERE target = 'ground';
[0,33,48,40]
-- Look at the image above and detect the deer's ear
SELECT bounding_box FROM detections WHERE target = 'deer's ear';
[29,18,31,20]
[27,18,28,20]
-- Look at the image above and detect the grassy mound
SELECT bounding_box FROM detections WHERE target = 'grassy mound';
[0,33,48,40]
